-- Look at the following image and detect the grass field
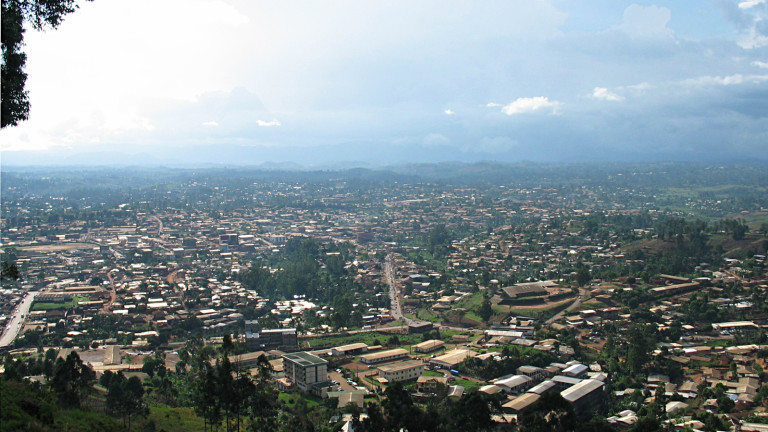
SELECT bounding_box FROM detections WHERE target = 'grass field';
[416,308,439,322]
[451,378,482,391]
[18,243,95,252]
[278,392,322,409]
[32,295,90,311]
[507,299,573,320]
[143,404,205,432]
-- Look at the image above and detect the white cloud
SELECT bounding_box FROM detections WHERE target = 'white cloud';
[256,119,281,127]
[682,73,768,86]
[486,102,501,107]
[752,60,768,69]
[592,87,624,101]
[618,4,673,39]
[740,27,768,49]
[501,97,561,115]
[444,109,454,115]
[202,121,219,127]
[739,0,766,9]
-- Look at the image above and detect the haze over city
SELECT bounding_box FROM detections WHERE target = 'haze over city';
[3,1,768,166]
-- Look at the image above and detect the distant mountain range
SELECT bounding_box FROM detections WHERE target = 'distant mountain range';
[4,140,765,169]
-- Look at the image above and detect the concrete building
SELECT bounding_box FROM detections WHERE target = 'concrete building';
[561,379,606,417]
[245,320,298,351]
[495,375,533,395]
[562,363,589,379]
[332,343,368,356]
[360,349,409,364]
[228,351,268,371]
[429,349,477,370]
[413,339,445,354]
[503,393,540,413]
[283,352,329,393]
[378,360,424,383]
[417,376,449,393]
[517,365,547,381]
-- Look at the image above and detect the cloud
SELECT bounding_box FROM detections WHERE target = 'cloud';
[592,87,624,101]
[682,73,768,86]
[202,121,219,127]
[423,133,450,147]
[739,0,766,9]
[752,60,768,69]
[256,119,281,127]
[444,109,454,115]
[618,4,673,39]
[501,97,561,115]
[486,102,501,107]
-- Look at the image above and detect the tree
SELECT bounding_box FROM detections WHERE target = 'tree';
[106,372,146,429]
[576,262,591,287]
[2,0,88,128]
[50,351,95,408]
[478,295,493,323]
[1,261,20,280]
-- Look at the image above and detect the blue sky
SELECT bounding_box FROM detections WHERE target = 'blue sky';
[3,0,768,165]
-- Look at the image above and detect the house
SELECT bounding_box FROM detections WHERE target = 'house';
[377,360,424,383]
[228,351,268,371]
[495,375,533,395]
[332,343,369,357]
[503,393,540,413]
[360,349,409,364]
[412,339,445,354]
[562,363,588,379]
[417,376,449,393]
[561,379,605,417]
[429,349,477,369]
[517,365,547,381]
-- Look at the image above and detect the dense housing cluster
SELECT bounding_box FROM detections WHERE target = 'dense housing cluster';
[1,163,768,431]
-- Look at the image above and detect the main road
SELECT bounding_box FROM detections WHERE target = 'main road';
[0,291,39,348]
[384,254,409,323]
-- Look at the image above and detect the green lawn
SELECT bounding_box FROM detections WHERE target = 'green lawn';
[507,299,573,319]
[451,378,482,391]
[456,291,484,310]
[416,308,439,322]
[278,392,322,409]
[32,295,90,311]
[142,404,205,432]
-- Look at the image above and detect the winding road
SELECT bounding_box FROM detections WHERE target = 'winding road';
[545,288,586,325]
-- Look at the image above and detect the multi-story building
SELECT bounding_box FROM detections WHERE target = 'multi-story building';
[378,360,424,383]
[260,328,298,351]
[245,320,298,351]
[282,352,328,393]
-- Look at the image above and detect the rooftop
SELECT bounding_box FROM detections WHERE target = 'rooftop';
[283,351,327,367]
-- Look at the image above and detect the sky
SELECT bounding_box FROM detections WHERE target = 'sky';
[2,0,768,166]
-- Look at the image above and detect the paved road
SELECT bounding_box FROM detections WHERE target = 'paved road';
[150,215,163,235]
[384,255,409,323]
[545,288,586,325]
[0,291,39,348]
